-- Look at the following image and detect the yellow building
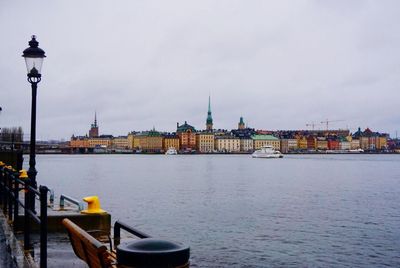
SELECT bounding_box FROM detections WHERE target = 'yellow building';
[135,130,163,152]
[196,132,215,153]
[127,133,136,149]
[88,136,113,148]
[112,136,128,149]
[215,136,240,152]
[350,139,360,149]
[252,135,280,150]
[133,134,144,149]
[297,136,308,150]
[376,136,387,150]
[316,137,328,150]
[360,137,369,150]
[163,135,180,151]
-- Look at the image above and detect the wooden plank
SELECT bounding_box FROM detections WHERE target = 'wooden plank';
[62,218,116,268]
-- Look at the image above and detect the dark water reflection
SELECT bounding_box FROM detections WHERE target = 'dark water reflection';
[33,154,400,267]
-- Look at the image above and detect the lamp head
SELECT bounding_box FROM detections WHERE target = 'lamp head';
[22,35,46,78]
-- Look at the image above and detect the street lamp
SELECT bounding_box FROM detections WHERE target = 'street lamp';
[22,35,46,194]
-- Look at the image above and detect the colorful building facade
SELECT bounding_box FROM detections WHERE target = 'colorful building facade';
[252,135,280,150]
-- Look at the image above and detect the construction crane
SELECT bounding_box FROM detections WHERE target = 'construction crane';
[306,122,317,130]
[320,119,345,130]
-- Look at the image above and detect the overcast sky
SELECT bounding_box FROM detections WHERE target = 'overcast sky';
[0,1,399,140]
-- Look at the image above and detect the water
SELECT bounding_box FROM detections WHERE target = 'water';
[32,154,400,267]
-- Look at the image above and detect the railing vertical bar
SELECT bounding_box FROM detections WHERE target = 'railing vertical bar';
[24,178,31,251]
[13,179,19,230]
[8,174,13,220]
[40,186,48,268]
[3,172,8,215]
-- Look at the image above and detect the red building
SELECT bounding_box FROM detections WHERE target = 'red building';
[327,140,340,150]
[306,136,316,150]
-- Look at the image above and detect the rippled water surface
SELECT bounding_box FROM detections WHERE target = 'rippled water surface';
[33,154,400,267]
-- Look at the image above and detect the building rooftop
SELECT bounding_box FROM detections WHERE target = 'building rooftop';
[251,134,279,141]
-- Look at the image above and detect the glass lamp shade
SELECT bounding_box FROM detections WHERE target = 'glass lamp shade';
[24,57,44,75]
[22,35,46,76]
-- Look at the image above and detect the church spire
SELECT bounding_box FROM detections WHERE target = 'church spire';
[206,95,213,131]
[89,111,99,138]
[238,116,245,130]
[94,111,97,128]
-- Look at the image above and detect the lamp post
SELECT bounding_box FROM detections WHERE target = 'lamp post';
[22,35,46,200]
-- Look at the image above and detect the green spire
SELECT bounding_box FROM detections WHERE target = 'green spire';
[206,95,213,130]
[239,116,244,125]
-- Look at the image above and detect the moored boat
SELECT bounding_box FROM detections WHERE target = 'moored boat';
[165,147,178,155]
[252,146,283,158]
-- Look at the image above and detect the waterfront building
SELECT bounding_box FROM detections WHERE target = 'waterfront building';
[89,112,99,138]
[88,135,113,148]
[196,132,215,153]
[127,133,135,149]
[350,139,360,149]
[70,136,89,148]
[112,136,128,149]
[327,139,340,150]
[360,137,369,150]
[163,133,180,151]
[339,137,350,150]
[280,139,289,153]
[231,123,255,152]
[353,127,384,151]
[376,135,388,150]
[176,121,196,151]
[297,136,308,150]
[138,129,163,153]
[215,135,240,152]
[316,137,328,150]
[306,136,316,150]
[206,96,213,131]
[240,138,253,152]
[287,138,298,151]
[132,133,144,150]
[252,135,280,150]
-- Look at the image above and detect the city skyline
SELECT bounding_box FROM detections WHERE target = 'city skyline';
[1,1,399,140]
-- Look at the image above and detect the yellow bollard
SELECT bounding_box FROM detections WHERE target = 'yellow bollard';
[81,196,107,214]
[19,169,29,179]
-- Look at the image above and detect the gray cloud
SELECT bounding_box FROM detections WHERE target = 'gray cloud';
[0,0,399,139]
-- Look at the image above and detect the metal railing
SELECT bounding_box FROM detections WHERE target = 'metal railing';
[0,165,48,268]
[114,220,151,248]
[59,194,84,211]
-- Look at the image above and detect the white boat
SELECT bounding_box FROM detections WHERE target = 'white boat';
[348,148,364,153]
[252,146,283,158]
[165,147,178,155]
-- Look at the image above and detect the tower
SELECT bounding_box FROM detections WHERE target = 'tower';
[89,112,99,138]
[206,95,213,131]
[238,116,245,130]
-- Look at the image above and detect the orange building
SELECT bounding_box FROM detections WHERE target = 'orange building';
[176,121,196,151]
[70,136,89,148]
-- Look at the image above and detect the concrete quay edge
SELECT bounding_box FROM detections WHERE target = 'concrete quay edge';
[0,212,36,268]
